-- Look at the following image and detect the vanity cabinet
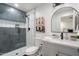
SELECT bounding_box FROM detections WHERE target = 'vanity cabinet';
[41,41,59,56]
[58,45,79,56]
[41,41,79,56]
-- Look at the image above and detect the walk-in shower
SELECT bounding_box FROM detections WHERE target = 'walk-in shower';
[0,3,26,55]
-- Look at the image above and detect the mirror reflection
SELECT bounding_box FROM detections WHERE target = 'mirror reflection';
[51,7,79,32]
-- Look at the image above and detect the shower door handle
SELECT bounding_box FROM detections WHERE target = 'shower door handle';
[28,27,30,31]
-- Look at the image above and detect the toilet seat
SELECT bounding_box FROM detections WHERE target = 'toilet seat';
[26,46,39,55]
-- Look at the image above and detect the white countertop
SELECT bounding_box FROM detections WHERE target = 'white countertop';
[41,36,79,49]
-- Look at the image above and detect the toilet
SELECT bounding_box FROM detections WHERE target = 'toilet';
[26,46,40,56]
[26,37,42,56]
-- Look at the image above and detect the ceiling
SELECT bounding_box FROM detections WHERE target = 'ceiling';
[7,3,44,12]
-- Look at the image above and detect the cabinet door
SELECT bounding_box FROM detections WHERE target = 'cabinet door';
[58,45,79,56]
[41,41,59,56]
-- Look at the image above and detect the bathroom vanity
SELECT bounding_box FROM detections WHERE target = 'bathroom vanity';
[40,36,79,56]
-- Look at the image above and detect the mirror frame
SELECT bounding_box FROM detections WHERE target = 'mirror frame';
[51,4,79,33]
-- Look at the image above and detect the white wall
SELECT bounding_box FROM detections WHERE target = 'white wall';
[26,4,54,47]
[35,3,53,35]
[26,10,36,47]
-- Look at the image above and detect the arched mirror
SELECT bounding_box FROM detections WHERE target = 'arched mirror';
[51,6,79,33]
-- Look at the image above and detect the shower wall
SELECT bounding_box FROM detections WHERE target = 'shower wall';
[0,3,26,23]
[0,27,26,54]
[0,3,26,55]
[26,10,35,47]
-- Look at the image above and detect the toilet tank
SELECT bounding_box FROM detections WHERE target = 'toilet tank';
[35,37,42,46]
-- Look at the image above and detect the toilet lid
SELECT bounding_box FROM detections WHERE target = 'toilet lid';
[26,46,39,55]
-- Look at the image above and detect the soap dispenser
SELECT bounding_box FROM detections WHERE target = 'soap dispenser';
[60,32,63,40]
